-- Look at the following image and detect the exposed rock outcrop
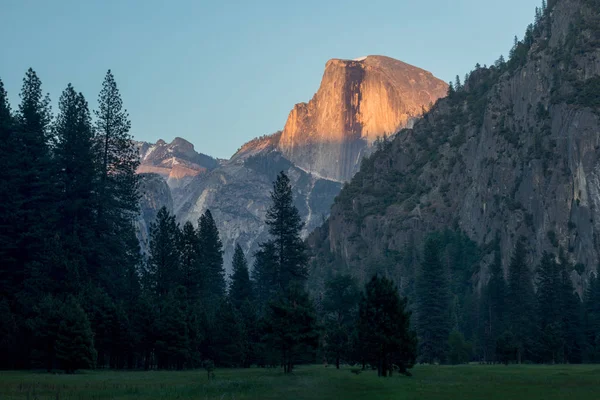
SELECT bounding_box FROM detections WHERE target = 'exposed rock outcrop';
[135,137,218,189]
[309,0,600,294]
[135,173,174,253]
[278,56,448,181]
[135,56,447,269]
[176,134,341,270]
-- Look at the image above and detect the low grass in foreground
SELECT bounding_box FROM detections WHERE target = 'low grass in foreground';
[0,364,598,400]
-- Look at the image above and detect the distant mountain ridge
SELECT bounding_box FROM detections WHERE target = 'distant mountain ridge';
[308,0,600,293]
[135,137,218,188]
[135,55,447,269]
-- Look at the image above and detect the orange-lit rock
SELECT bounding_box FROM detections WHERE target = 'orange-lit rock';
[278,55,447,181]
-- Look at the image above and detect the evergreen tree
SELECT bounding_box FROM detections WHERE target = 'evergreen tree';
[13,69,56,300]
[536,252,562,362]
[454,75,462,91]
[416,234,451,364]
[53,85,97,292]
[265,171,308,289]
[30,295,62,371]
[584,272,600,362]
[94,69,138,223]
[198,209,226,303]
[252,241,278,312]
[496,330,517,365]
[0,78,18,299]
[180,221,202,302]
[262,285,319,373]
[132,293,157,370]
[557,250,583,363]
[93,70,140,295]
[358,275,417,377]
[229,244,253,309]
[447,329,472,365]
[322,274,360,369]
[82,288,118,368]
[0,298,17,369]
[212,300,246,367]
[481,241,506,362]
[155,286,189,369]
[506,238,536,363]
[55,297,96,373]
[146,207,181,299]
[447,81,455,97]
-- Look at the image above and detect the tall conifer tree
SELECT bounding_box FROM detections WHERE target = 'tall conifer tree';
[416,234,451,363]
[229,244,253,309]
[146,207,181,299]
[180,221,202,302]
[507,238,536,363]
[265,171,308,289]
[358,275,417,377]
[94,70,140,294]
[198,210,225,303]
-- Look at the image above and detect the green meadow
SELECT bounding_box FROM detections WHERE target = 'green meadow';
[1,364,598,400]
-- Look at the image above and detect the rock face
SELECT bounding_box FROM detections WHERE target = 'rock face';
[135,137,218,189]
[278,56,448,181]
[175,133,342,270]
[135,173,174,253]
[135,56,447,270]
[309,0,600,293]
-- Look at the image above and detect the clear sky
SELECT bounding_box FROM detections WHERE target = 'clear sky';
[1,0,542,159]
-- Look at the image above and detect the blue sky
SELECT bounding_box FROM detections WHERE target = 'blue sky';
[1,0,542,159]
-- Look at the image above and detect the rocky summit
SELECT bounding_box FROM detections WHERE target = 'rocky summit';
[278,56,448,181]
[309,0,600,294]
[136,56,447,270]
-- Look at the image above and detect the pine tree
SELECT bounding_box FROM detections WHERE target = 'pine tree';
[584,272,600,361]
[536,252,562,362]
[94,69,138,223]
[229,244,253,309]
[447,81,455,97]
[53,85,97,292]
[0,298,17,369]
[252,241,278,312]
[180,221,202,302]
[264,171,308,289]
[29,296,62,371]
[54,85,96,233]
[416,234,451,364]
[454,75,462,91]
[212,300,246,367]
[262,285,318,373]
[0,78,18,299]
[55,297,96,373]
[447,329,472,365]
[482,241,506,362]
[358,275,417,377]
[322,274,360,369]
[506,238,536,363]
[14,69,56,293]
[93,70,140,295]
[154,286,189,369]
[132,293,157,370]
[198,209,226,304]
[146,207,181,299]
[557,250,583,363]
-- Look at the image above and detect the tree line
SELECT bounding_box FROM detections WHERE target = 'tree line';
[3,66,598,375]
[0,69,140,371]
[0,76,418,376]
[411,233,600,365]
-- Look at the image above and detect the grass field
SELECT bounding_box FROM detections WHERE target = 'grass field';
[1,364,599,400]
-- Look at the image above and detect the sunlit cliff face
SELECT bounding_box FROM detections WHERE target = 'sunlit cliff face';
[277,55,448,182]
